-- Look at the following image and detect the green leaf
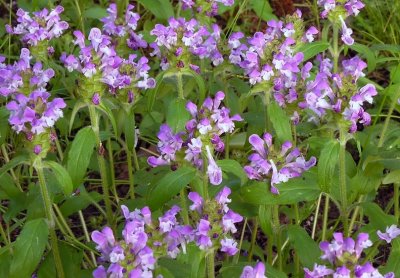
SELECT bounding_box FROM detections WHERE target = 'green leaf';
[318,140,339,193]
[182,70,207,104]
[123,109,137,152]
[0,154,29,178]
[0,106,10,145]
[148,167,197,210]
[241,170,320,205]
[66,127,96,188]
[249,0,276,21]
[383,169,400,184]
[166,99,190,133]
[287,225,321,268]
[43,161,73,196]
[0,173,20,200]
[147,71,166,111]
[97,101,118,136]
[69,101,87,134]
[137,0,174,20]
[267,102,292,142]
[361,202,397,231]
[9,218,49,278]
[348,43,376,72]
[38,242,84,278]
[83,6,108,19]
[296,41,330,61]
[382,238,400,276]
[217,159,248,186]
[60,189,102,217]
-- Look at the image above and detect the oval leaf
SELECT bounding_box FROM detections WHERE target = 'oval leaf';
[9,218,49,278]
[296,41,330,61]
[318,139,339,193]
[66,127,96,188]
[148,167,197,210]
[166,99,190,133]
[43,161,73,196]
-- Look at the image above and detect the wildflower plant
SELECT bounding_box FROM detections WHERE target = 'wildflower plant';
[1,0,400,278]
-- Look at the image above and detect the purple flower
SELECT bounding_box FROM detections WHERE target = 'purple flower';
[188,192,203,213]
[240,262,266,278]
[206,145,222,185]
[150,18,223,70]
[6,91,66,135]
[33,145,42,155]
[304,264,334,278]
[340,16,354,45]
[377,225,400,243]
[244,133,316,193]
[220,238,238,255]
[6,6,68,45]
[147,124,183,167]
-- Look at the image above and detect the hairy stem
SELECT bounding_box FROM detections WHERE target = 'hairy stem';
[88,105,113,226]
[206,250,215,278]
[339,129,348,236]
[36,164,65,278]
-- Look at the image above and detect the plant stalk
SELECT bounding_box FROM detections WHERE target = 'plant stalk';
[88,105,113,226]
[339,129,349,236]
[36,165,65,278]
[206,250,215,278]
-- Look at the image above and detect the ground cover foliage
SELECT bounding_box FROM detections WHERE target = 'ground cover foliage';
[0,0,400,277]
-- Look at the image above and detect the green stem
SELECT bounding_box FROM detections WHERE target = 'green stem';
[177,72,184,99]
[132,147,140,170]
[106,128,119,204]
[311,193,322,239]
[248,218,258,262]
[180,189,190,225]
[206,250,215,278]
[0,218,9,245]
[54,135,64,162]
[234,217,247,264]
[273,205,282,271]
[339,129,349,236]
[88,105,113,226]
[264,90,271,132]
[322,194,330,241]
[78,210,97,266]
[36,165,65,278]
[127,149,135,200]
[332,24,340,73]
[378,86,400,147]
[348,195,363,234]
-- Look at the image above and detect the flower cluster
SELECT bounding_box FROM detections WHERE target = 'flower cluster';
[228,11,318,123]
[188,187,243,255]
[299,55,377,132]
[181,0,234,17]
[148,91,242,185]
[304,232,394,277]
[6,90,65,135]
[6,6,68,46]
[0,49,54,97]
[228,11,317,87]
[61,27,154,103]
[150,18,223,71]
[317,0,365,45]
[0,49,66,156]
[240,262,267,278]
[92,205,193,277]
[244,133,316,194]
[101,3,147,50]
